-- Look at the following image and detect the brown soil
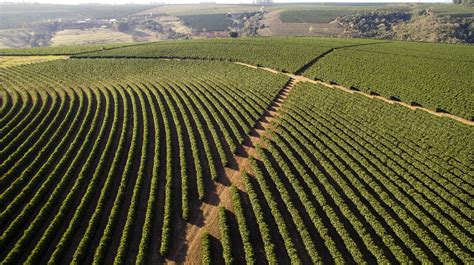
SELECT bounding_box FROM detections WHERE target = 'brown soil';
[167,78,296,264]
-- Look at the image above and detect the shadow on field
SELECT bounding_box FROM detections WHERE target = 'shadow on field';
[209,234,225,264]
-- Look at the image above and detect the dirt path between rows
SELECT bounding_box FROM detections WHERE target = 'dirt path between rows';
[235,62,474,126]
[70,55,472,126]
[6,48,473,126]
[167,78,296,263]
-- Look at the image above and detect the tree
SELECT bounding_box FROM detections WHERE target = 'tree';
[229,31,239,38]
[114,22,131,33]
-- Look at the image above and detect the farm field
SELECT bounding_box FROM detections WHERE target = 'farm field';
[229,82,473,264]
[305,41,474,119]
[0,4,154,28]
[51,29,134,47]
[0,58,287,264]
[418,3,474,17]
[177,14,233,32]
[0,37,473,264]
[0,42,137,55]
[278,5,410,24]
[0,56,66,68]
[133,4,261,16]
[76,37,377,73]
[257,10,345,37]
[280,9,361,23]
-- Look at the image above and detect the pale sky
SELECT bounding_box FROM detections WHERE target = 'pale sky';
[0,0,451,4]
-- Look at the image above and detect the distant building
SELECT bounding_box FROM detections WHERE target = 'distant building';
[253,0,273,5]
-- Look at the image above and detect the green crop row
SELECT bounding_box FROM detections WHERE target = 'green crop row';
[241,171,279,264]
[218,207,234,265]
[229,185,255,264]
[201,232,212,265]
[0,42,140,55]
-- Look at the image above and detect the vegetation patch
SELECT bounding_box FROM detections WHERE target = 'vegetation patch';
[51,28,133,46]
[0,42,137,55]
[280,9,360,23]
[178,14,233,32]
[0,55,66,67]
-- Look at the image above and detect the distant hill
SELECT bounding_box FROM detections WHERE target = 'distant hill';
[0,3,472,49]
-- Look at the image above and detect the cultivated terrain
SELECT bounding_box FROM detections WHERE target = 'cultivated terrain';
[0,37,473,264]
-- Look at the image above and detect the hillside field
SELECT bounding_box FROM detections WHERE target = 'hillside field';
[0,37,473,264]
[278,5,411,23]
[0,4,154,28]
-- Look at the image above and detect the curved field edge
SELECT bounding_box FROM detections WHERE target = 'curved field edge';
[0,58,288,264]
[0,42,144,56]
[71,37,379,73]
[0,56,67,68]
